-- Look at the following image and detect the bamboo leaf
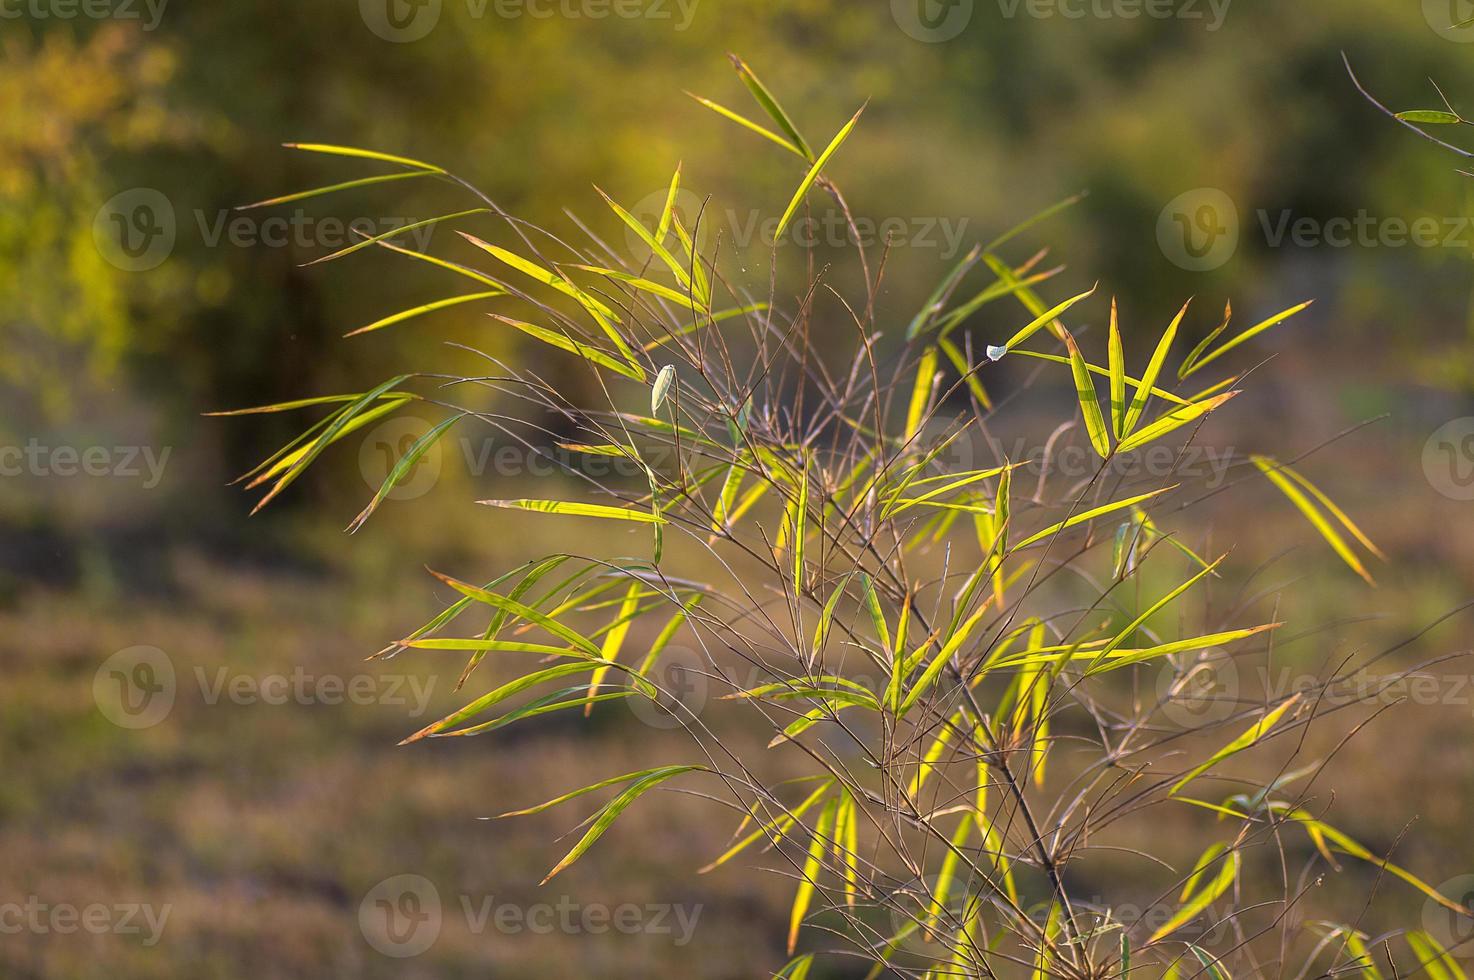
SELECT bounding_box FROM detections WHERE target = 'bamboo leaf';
[479,498,669,524]
[1251,456,1376,585]
[1108,299,1126,438]
[775,104,866,239]
[426,569,604,657]
[1064,329,1111,457]
[1122,300,1188,436]
[1115,391,1239,454]
[305,208,489,266]
[685,92,804,157]
[1169,696,1300,796]
[1184,300,1313,377]
[1013,486,1175,550]
[1395,110,1462,124]
[345,291,503,338]
[348,413,463,532]
[539,766,705,884]
[1147,845,1238,943]
[788,797,838,953]
[280,141,444,172]
[730,54,814,160]
[992,285,1098,357]
[237,170,432,210]
[904,346,939,441]
[652,364,677,414]
[491,315,646,381]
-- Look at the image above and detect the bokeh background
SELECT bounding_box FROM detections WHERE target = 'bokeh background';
[6,0,1474,976]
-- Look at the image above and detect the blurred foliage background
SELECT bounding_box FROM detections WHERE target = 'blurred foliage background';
[6,0,1474,976]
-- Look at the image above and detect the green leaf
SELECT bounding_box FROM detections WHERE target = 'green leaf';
[348,413,463,532]
[1122,299,1188,436]
[1251,456,1376,585]
[1182,300,1313,377]
[249,375,411,513]
[1115,391,1239,454]
[491,315,646,381]
[1064,328,1111,458]
[426,569,604,658]
[538,766,706,884]
[1013,486,1175,550]
[1108,299,1126,439]
[904,346,939,440]
[1395,109,1462,124]
[280,141,444,172]
[237,170,433,210]
[1147,844,1238,943]
[479,498,669,524]
[685,92,804,157]
[775,104,866,239]
[569,265,703,309]
[400,661,609,743]
[730,54,814,161]
[344,291,503,338]
[906,245,982,339]
[652,364,677,414]
[593,187,704,303]
[994,285,1097,355]
[788,797,837,953]
[305,208,489,266]
[1169,696,1300,796]
[657,162,682,241]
